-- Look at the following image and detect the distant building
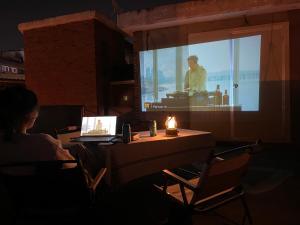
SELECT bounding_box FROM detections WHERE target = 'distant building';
[0,50,25,89]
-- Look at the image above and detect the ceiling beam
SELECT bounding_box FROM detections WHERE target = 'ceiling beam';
[118,0,300,35]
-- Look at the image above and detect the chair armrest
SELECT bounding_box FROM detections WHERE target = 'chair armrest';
[214,142,259,158]
[89,168,107,191]
[213,157,225,162]
[177,167,201,177]
[162,169,197,191]
[0,160,78,168]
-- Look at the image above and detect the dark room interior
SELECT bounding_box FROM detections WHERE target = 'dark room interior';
[1,1,300,225]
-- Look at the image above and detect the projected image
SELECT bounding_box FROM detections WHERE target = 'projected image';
[80,116,116,136]
[139,35,261,112]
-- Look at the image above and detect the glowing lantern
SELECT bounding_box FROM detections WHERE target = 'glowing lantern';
[165,116,178,136]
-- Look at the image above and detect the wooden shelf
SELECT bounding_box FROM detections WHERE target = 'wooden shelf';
[110,80,135,85]
[109,79,135,115]
[108,106,133,115]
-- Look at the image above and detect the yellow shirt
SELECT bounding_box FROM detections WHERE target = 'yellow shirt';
[184,65,207,95]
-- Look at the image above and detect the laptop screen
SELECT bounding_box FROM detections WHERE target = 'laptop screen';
[80,116,117,136]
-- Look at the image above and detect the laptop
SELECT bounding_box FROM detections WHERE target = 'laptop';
[71,116,117,143]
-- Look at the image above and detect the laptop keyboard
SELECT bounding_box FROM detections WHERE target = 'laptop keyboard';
[74,136,115,142]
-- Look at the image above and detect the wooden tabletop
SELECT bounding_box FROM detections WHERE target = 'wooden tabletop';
[99,129,215,186]
[129,129,212,144]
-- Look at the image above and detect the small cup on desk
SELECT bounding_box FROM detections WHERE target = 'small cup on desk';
[122,123,131,143]
[149,120,157,137]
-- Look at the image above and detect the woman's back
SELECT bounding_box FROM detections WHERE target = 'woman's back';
[0,133,58,164]
[0,86,76,172]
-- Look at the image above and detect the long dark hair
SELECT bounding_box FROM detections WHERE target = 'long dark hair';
[0,86,38,141]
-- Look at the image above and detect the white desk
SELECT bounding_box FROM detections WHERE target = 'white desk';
[99,129,215,187]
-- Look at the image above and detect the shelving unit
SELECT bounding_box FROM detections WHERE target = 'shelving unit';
[109,80,135,85]
[108,79,135,115]
[108,39,135,115]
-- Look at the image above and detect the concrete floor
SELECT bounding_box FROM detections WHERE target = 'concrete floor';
[1,142,299,225]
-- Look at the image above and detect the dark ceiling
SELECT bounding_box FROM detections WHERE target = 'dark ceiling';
[0,0,190,50]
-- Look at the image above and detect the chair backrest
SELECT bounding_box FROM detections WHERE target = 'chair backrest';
[0,160,91,210]
[191,147,252,205]
[29,105,84,137]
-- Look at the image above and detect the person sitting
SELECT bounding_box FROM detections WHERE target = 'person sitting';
[0,86,98,176]
[184,55,207,96]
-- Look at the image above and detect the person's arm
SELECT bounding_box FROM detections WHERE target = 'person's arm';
[197,67,207,92]
[203,69,207,91]
[184,72,189,90]
[41,134,77,169]
[56,150,77,169]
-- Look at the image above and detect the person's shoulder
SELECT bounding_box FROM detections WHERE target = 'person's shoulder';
[197,65,205,70]
[198,65,207,73]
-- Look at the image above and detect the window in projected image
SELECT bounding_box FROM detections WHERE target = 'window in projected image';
[139,35,261,112]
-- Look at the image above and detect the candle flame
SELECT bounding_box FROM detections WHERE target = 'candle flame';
[166,116,177,129]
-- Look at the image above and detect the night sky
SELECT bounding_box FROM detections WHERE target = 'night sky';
[0,0,188,51]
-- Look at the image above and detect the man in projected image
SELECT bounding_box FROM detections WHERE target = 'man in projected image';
[184,55,207,96]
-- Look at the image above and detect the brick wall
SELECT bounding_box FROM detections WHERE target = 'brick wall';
[23,20,98,114]
[288,10,300,142]
[23,18,128,116]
